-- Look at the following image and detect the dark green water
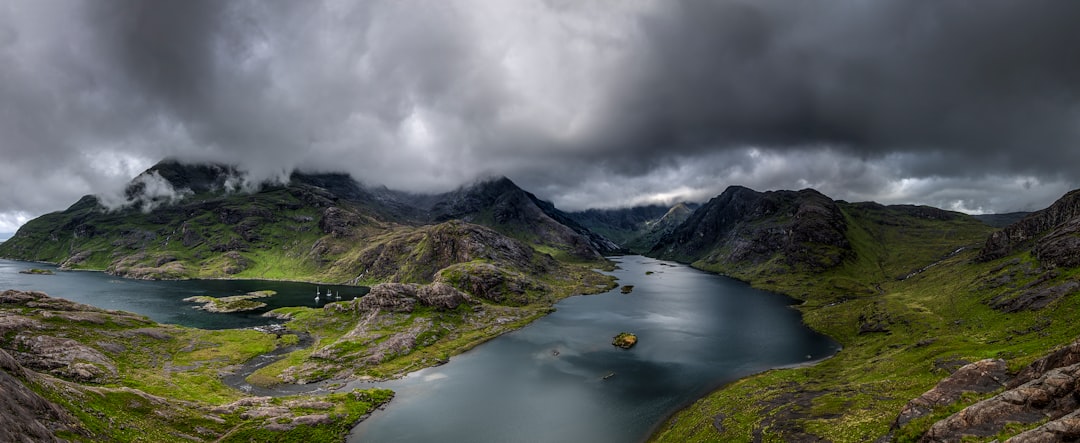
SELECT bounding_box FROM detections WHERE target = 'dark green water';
[0,259,364,329]
[347,256,838,443]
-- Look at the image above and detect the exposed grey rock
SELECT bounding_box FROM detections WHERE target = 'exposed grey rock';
[11,334,117,383]
[415,282,472,310]
[894,359,1009,428]
[921,362,1080,442]
[1006,408,1080,442]
[0,348,85,442]
[990,281,1080,312]
[355,283,419,313]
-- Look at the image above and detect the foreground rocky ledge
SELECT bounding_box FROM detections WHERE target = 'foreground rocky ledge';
[894,338,1080,442]
[0,289,392,442]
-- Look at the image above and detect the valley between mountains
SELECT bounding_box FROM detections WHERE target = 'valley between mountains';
[4,159,1080,442]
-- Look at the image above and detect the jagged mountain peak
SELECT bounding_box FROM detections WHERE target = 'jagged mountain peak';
[131,159,242,194]
[651,185,850,272]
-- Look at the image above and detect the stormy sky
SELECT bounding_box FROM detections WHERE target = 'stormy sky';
[2,1,1080,236]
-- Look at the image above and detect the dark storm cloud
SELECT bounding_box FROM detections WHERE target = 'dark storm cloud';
[580,0,1080,176]
[2,0,1080,232]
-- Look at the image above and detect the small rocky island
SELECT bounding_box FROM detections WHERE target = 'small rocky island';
[19,268,54,275]
[183,290,276,313]
[612,332,638,349]
[620,285,634,294]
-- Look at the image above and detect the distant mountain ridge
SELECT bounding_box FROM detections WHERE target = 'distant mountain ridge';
[0,160,614,283]
[567,202,698,253]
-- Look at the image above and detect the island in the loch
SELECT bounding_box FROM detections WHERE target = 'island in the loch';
[18,268,54,275]
[183,290,277,313]
[612,332,638,349]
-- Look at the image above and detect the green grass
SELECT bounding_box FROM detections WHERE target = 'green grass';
[649,206,1080,442]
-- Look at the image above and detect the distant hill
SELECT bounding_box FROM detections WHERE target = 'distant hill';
[649,185,1080,441]
[568,202,698,253]
[973,211,1030,228]
[0,160,613,284]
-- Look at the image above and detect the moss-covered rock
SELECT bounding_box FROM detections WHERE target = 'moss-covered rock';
[612,332,637,349]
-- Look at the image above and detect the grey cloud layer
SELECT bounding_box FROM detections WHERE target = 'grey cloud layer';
[1,0,1078,230]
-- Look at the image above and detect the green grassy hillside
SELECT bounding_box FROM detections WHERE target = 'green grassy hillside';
[650,196,1080,441]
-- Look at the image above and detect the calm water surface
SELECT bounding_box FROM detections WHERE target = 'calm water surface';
[347,255,838,443]
[0,256,837,442]
[0,259,362,329]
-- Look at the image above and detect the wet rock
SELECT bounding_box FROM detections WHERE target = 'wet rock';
[894,359,1009,428]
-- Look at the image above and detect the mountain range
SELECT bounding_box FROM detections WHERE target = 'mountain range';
[5,159,1080,441]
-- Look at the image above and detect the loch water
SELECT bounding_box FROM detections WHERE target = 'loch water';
[0,259,362,329]
[347,255,838,443]
[0,256,837,442]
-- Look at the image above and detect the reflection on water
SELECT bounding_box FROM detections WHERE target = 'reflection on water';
[0,259,365,329]
[348,256,838,443]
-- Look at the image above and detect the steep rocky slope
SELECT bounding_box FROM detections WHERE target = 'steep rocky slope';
[980,189,1080,268]
[650,186,852,273]
[422,177,621,259]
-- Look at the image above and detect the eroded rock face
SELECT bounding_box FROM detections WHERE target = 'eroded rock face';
[979,189,1080,265]
[1011,339,1080,388]
[11,334,118,383]
[894,359,1009,428]
[355,283,419,313]
[920,362,1080,442]
[415,282,472,310]
[1006,408,1080,442]
[342,282,472,313]
[0,348,85,442]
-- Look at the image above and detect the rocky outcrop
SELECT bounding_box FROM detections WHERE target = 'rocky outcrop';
[979,189,1080,266]
[1011,339,1080,387]
[916,339,1080,442]
[1006,408,1080,442]
[921,362,1080,442]
[893,359,1009,428]
[435,262,546,304]
[0,348,86,442]
[10,334,118,383]
[346,282,472,313]
[651,186,851,271]
[349,220,553,283]
[989,280,1080,312]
